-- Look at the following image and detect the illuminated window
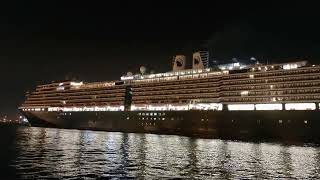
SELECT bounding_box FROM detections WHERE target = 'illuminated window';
[56,86,65,91]
[240,91,249,96]
[228,104,255,111]
[285,103,316,110]
[279,120,282,124]
[304,120,308,124]
[255,104,282,110]
[283,63,298,70]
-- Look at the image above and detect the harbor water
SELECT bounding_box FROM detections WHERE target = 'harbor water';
[1,126,320,179]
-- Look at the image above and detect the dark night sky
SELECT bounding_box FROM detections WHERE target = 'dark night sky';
[0,1,319,117]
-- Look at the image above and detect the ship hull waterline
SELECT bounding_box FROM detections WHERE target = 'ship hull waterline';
[21,110,320,142]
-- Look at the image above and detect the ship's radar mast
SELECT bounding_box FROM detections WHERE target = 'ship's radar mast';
[140,66,146,75]
[126,72,133,76]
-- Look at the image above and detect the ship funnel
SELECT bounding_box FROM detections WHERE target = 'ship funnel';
[172,55,186,71]
[192,51,209,69]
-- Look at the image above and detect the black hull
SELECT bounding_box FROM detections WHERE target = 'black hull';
[22,110,320,142]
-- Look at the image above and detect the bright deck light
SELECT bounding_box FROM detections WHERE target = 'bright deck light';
[255,104,282,110]
[228,104,255,111]
[285,103,316,110]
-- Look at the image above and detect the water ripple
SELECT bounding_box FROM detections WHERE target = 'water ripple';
[0,126,319,179]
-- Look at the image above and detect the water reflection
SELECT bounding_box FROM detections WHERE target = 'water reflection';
[2,127,319,179]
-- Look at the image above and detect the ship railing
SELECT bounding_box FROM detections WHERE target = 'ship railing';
[223,65,320,80]
[222,96,320,103]
[222,79,320,89]
[31,84,126,95]
[132,82,220,91]
[133,90,219,96]
[132,94,220,101]
[221,85,320,93]
[131,77,221,87]
[222,72,320,85]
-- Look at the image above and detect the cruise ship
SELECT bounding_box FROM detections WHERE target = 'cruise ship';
[19,51,320,141]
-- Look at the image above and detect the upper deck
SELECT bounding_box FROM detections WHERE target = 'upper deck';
[121,61,308,85]
[21,60,320,112]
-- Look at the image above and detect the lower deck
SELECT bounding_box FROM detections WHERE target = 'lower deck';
[22,110,320,142]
